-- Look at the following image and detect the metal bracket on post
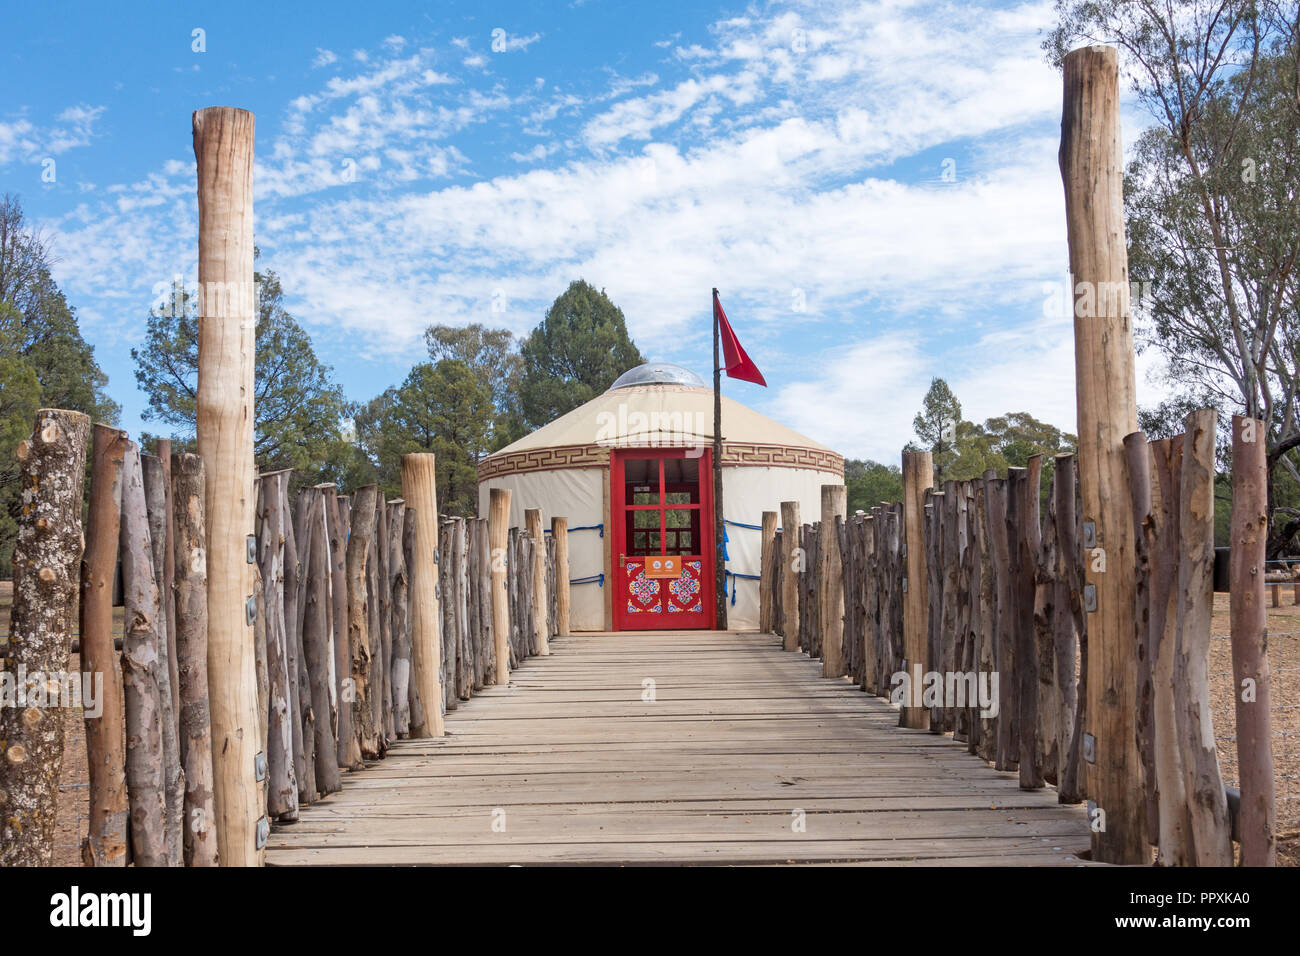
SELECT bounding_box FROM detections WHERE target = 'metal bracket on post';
[1082,521,1096,549]
[901,577,908,593]
[254,751,267,781]
[1083,733,1096,764]
[246,534,258,564]
[255,816,269,850]
[1083,584,1097,613]
[245,594,258,626]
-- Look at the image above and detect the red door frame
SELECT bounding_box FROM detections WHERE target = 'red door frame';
[611,448,715,630]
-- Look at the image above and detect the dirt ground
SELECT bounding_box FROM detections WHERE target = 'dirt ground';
[2,582,1296,866]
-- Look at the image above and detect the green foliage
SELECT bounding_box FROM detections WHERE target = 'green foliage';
[425,322,527,450]
[376,359,494,516]
[131,266,352,486]
[911,378,962,480]
[844,459,904,512]
[519,279,644,428]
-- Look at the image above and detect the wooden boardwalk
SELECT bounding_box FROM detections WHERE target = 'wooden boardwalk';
[267,631,1093,866]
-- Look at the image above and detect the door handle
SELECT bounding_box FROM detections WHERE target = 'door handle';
[619,552,626,568]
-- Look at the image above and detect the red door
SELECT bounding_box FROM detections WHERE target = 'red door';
[612,449,715,630]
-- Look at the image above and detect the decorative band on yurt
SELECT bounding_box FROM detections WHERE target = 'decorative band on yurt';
[477,441,844,482]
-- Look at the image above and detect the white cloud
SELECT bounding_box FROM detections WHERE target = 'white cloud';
[312,48,338,68]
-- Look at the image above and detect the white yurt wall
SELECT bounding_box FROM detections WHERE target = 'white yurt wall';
[720,464,845,629]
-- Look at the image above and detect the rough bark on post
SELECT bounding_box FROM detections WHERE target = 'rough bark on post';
[1229,414,1276,866]
[900,451,933,730]
[974,475,997,764]
[401,454,445,734]
[287,483,316,797]
[987,476,1017,772]
[1034,469,1060,781]
[780,501,801,651]
[1150,435,1191,864]
[1175,409,1232,866]
[759,511,777,634]
[363,503,386,754]
[0,409,90,866]
[80,424,129,867]
[297,488,335,795]
[819,485,847,678]
[143,454,184,865]
[1054,455,1083,804]
[346,485,380,761]
[156,439,178,739]
[1060,44,1145,862]
[388,500,411,737]
[256,474,297,820]
[320,486,354,766]
[489,487,512,685]
[525,509,549,655]
[119,443,169,866]
[373,498,394,745]
[194,104,261,866]
[861,516,877,693]
[172,452,218,866]
[1123,432,1157,838]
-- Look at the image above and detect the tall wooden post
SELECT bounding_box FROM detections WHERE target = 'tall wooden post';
[1229,414,1276,865]
[489,488,512,685]
[759,511,777,634]
[81,424,129,866]
[552,516,570,637]
[820,485,847,677]
[194,105,262,865]
[401,453,444,736]
[155,438,179,744]
[901,451,933,730]
[525,508,549,655]
[779,501,801,651]
[1060,45,1146,862]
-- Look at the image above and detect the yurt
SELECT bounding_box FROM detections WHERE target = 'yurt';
[477,362,844,631]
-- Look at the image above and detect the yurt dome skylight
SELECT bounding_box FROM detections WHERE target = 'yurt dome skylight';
[609,362,707,390]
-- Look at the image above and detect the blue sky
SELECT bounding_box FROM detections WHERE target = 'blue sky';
[1,0,1161,461]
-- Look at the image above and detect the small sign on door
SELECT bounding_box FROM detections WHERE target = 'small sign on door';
[644,556,680,579]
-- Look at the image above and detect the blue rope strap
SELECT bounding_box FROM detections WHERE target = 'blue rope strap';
[570,573,604,587]
[724,518,763,531]
[544,523,603,536]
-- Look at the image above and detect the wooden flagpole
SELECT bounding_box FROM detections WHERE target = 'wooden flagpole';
[712,289,728,631]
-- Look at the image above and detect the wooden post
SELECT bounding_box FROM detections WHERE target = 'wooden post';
[194,105,261,866]
[119,443,168,866]
[154,441,179,741]
[1060,45,1145,862]
[525,509,549,655]
[986,476,1017,772]
[1229,414,1276,866]
[819,486,847,678]
[901,451,933,730]
[172,453,218,866]
[256,474,297,819]
[552,517,570,637]
[780,501,801,651]
[388,500,411,736]
[1123,432,1157,838]
[0,409,90,866]
[322,487,355,759]
[1175,409,1232,866]
[80,424,129,867]
[1014,461,1044,789]
[1054,455,1084,804]
[401,454,445,735]
[974,476,997,764]
[489,488,512,685]
[1150,435,1191,864]
[346,485,380,760]
[759,511,777,634]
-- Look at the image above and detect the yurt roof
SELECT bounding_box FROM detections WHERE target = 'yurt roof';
[481,362,841,478]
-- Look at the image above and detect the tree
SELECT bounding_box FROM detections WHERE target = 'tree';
[132,266,352,485]
[425,322,526,450]
[1,195,119,575]
[378,360,493,515]
[519,280,644,428]
[1046,1,1300,554]
[911,377,963,480]
[845,459,904,512]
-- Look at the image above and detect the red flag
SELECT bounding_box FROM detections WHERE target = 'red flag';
[713,292,767,387]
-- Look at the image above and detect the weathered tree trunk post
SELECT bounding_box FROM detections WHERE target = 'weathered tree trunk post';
[1054,455,1083,804]
[780,501,801,651]
[119,443,169,866]
[194,104,262,866]
[759,510,777,634]
[1229,415,1276,865]
[901,451,933,730]
[401,454,444,735]
[489,488,512,685]
[156,440,178,716]
[321,486,353,763]
[1176,409,1232,866]
[79,424,129,867]
[388,499,412,737]
[820,485,847,678]
[346,485,380,761]
[172,452,218,866]
[0,409,90,866]
[142,453,185,864]
[1123,432,1158,838]
[1060,45,1145,862]
[301,489,339,794]
[552,516,570,638]
[256,474,297,819]
[1012,461,1044,789]
[525,509,549,655]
